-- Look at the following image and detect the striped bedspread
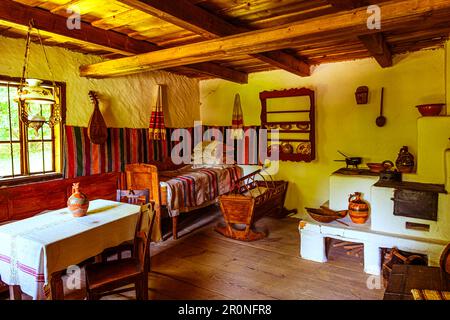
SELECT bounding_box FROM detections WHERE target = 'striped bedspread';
[160,165,243,216]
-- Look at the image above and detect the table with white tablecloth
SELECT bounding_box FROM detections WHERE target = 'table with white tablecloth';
[0,199,141,300]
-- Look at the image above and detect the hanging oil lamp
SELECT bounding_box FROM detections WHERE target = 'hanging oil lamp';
[14,20,61,135]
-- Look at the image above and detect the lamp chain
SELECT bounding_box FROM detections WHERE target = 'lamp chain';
[19,20,33,92]
[36,23,61,125]
[36,27,57,88]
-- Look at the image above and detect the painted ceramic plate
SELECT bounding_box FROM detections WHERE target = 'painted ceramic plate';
[268,144,280,156]
[267,123,280,129]
[281,142,294,154]
[297,123,310,131]
[280,123,292,130]
[297,142,311,155]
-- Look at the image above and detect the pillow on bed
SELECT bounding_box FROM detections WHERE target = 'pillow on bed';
[192,140,233,165]
[147,159,186,171]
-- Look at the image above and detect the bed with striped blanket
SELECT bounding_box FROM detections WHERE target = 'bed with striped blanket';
[159,164,243,217]
[125,163,243,240]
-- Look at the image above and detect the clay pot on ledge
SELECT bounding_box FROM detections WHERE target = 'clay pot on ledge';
[348,192,369,224]
[67,183,89,217]
[395,146,415,173]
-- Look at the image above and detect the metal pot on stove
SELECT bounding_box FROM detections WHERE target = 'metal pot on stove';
[379,160,402,182]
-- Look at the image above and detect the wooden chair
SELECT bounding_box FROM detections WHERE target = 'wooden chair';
[85,203,155,300]
[101,189,151,261]
[125,164,163,241]
[116,189,150,205]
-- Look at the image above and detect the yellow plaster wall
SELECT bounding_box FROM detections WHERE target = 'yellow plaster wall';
[200,48,448,215]
[0,36,200,128]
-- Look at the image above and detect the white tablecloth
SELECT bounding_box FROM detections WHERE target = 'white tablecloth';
[0,199,141,300]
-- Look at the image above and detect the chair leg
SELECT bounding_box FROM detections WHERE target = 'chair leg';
[135,281,142,300]
[86,289,98,300]
[141,276,148,300]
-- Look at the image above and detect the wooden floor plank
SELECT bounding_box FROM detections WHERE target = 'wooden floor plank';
[146,216,384,300]
[157,232,380,300]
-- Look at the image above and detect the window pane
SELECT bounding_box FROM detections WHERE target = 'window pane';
[0,97,10,142]
[0,143,12,177]
[44,141,53,172]
[12,142,21,176]
[42,123,52,139]
[8,87,20,141]
[41,104,51,119]
[28,141,44,173]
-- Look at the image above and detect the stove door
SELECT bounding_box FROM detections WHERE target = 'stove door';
[392,189,438,221]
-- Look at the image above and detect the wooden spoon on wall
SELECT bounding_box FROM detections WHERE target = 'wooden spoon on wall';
[376,87,386,127]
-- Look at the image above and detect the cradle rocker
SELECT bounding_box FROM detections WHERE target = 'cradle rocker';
[216,169,294,241]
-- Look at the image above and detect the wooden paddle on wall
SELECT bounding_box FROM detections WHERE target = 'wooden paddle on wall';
[88,91,108,145]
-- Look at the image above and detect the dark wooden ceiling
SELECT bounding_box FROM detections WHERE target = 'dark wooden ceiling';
[1,0,449,81]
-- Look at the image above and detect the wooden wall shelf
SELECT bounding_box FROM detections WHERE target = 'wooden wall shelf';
[374,180,447,194]
[333,168,380,177]
[260,88,316,163]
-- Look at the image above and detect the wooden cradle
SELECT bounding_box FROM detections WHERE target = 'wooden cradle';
[216,169,296,241]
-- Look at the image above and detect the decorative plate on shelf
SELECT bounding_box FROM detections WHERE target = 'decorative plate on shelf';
[280,123,292,130]
[281,142,294,154]
[268,144,280,157]
[269,124,281,130]
[296,123,310,131]
[297,142,311,155]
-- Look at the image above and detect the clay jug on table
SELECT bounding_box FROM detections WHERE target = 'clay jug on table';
[67,183,89,217]
[348,192,369,224]
[395,146,414,173]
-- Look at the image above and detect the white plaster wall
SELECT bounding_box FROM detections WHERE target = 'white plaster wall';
[200,48,447,214]
[0,36,200,128]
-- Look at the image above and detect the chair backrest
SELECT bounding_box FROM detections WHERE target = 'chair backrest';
[116,189,150,205]
[440,243,450,274]
[125,164,161,205]
[134,203,156,274]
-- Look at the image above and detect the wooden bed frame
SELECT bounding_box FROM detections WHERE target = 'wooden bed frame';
[125,162,217,241]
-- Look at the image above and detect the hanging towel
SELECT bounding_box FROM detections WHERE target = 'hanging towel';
[149,84,166,141]
[231,93,244,139]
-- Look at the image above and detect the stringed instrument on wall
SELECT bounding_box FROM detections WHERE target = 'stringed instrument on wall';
[88,91,108,145]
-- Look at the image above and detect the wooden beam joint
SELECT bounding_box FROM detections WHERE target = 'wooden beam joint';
[358,33,393,68]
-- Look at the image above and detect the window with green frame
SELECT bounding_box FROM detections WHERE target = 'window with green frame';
[0,76,65,182]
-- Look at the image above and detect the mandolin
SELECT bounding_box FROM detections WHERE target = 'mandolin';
[88,91,108,145]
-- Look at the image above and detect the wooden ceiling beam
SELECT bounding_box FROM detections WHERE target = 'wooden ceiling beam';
[326,0,370,10]
[116,0,310,77]
[358,33,393,67]
[0,0,247,83]
[79,0,450,78]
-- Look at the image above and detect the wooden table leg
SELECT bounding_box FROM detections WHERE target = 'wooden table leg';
[50,271,65,300]
[9,285,22,300]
